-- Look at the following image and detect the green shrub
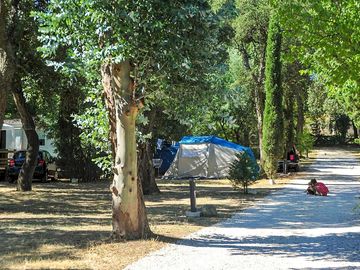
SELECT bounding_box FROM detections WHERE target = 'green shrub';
[297,129,315,158]
[228,152,259,194]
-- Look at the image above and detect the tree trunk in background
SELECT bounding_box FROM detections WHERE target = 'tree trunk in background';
[3,0,39,191]
[138,109,160,195]
[240,46,266,166]
[56,88,98,181]
[296,88,305,140]
[102,60,151,240]
[138,141,160,195]
[352,121,358,139]
[12,80,39,191]
[254,84,265,163]
[284,92,295,156]
[0,1,12,128]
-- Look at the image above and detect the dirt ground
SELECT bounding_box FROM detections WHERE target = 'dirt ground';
[0,150,322,270]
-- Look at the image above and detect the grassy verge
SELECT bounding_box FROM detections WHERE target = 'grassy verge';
[0,150,318,270]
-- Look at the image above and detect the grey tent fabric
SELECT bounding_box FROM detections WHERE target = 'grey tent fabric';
[163,137,252,179]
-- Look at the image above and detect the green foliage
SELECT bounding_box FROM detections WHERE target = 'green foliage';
[228,152,259,194]
[189,50,257,145]
[262,12,283,179]
[205,0,271,150]
[297,129,314,158]
[36,0,227,182]
[332,114,351,144]
[73,81,112,177]
[277,0,360,126]
[306,81,354,146]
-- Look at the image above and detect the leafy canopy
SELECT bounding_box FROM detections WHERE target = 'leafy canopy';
[277,0,360,125]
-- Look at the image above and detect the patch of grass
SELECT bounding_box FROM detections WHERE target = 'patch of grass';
[0,150,319,270]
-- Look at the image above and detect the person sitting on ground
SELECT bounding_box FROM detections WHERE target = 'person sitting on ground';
[306,178,329,196]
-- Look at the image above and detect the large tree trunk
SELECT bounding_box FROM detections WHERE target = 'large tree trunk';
[12,81,39,191]
[102,60,151,240]
[4,0,39,191]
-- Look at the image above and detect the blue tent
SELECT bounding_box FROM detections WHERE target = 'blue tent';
[164,135,257,179]
[154,143,179,175]
[179,136,256,161]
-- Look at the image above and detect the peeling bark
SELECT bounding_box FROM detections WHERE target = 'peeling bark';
[101,60,151,240]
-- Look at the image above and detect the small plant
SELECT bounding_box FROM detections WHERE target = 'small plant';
[228,152,259,194]
[297,129,315,158]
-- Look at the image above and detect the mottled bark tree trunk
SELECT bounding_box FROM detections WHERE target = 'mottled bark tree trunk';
[102,60,151,240]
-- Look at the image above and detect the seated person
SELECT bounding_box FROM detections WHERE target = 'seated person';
[287,145,299,163]
[307,178,329,196]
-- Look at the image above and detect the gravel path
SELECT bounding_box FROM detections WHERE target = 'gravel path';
[126,148,360,270]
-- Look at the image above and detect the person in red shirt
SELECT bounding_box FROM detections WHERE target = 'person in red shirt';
[307,178,329,196]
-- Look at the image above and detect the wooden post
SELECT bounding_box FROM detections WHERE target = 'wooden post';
[189,179,197,212]
[283,159,288,174]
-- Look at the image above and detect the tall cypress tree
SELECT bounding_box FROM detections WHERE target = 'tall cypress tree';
[262,12,283,183]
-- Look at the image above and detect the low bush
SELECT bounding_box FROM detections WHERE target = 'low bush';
[228,152,259,194]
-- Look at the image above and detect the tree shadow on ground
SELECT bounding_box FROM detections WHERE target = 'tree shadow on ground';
[158,149,360,266]
[175,231,360,263]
